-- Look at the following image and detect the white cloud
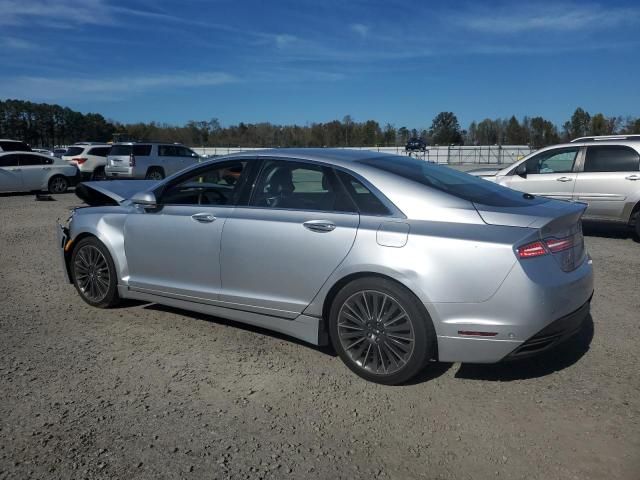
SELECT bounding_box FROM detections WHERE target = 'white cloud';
[0,0,113,26]
[455,3,640,33]
[0,72,238,101]
[0,36,38,49]
[350,23,370,38]
[274,34,297,49]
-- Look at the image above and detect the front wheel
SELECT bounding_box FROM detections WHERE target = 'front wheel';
[48,175,69,193]
[329,277,436,385]
[71,237,120,308]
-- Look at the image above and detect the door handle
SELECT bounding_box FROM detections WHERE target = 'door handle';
[191,212,216,223]
[625,175,640,181]
[303,220,336,233]
[556,177,573,182]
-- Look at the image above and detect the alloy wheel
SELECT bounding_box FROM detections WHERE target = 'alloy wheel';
[73,245,111,303]
[337,290,415,375]
[50,177,67,193]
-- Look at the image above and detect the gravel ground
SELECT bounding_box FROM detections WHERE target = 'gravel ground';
[0,191,638,480]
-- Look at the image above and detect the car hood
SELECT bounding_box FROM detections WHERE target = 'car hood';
[75,180,159,206]
[466,167,502,177]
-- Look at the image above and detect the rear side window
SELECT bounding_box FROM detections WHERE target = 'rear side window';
[336,170,390,216]
[523,148,578,174]
[0,141,31,152]
[584,146,640,172]
[360,155,547,207]
[19,154,44,166]
[250,160,356,212]
[88,147,109,156]
[64,147,85,156]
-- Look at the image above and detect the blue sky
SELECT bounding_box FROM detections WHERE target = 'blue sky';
[1,0,639,130]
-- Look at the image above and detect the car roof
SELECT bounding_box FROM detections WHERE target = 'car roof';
[222,148,393,167]
[112,142,185,146]
[0,150,52,158]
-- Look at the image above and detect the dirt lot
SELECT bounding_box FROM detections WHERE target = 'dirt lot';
[1,191,638,480]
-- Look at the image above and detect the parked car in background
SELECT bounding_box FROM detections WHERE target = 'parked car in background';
[0,151,78,193]
[405,138,428,152]
[0,139,32,152]
[62,143,111,180]
[469,135,640,238]
[32,148,54,156]
[52,147,68,158]
[60,149,593,385]
[105,142,201,180]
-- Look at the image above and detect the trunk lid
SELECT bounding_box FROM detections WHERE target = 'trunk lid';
[75,180,158,206]
[474,199,587,272]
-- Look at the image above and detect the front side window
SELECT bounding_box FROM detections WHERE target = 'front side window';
[0,154,20,167]
[584,146,640,172]
[524,148,578,174]
[159,161,248,206]
[250,160,355,212]
[158,145,178,156]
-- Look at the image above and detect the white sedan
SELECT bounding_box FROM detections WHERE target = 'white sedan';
[0,151,79,194]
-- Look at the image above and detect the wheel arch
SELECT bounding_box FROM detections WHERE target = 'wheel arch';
[318,271,438,358]
[146,165,165,177]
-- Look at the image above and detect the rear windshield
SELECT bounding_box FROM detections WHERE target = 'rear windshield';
[64,147,85,156]
[109,144,152,156]
[359,155,547,207]
[0,141,31,152]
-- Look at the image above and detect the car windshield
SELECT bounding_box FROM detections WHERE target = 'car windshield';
[359,155,547,207]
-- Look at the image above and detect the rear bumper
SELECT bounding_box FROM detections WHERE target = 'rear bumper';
[434,254,594,363]
[105,166,135,178]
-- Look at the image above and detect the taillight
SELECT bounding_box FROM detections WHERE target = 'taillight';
[517,241,547,259]
[517,235,575,259]
[546,237,574,253]
[129,153,135,167]
[72,157,87,165]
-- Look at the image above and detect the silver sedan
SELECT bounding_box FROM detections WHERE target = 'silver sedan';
[58,149,594,384]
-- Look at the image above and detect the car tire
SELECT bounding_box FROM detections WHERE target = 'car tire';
[329,277,436,385]
[145,168,165,180]
[71,237,120,308]
[48,175,69,194]
[91,167,106,181]
[633,210,640,240]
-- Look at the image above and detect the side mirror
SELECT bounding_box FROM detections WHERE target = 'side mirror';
[131,191,157,208]
[515,163,527,178]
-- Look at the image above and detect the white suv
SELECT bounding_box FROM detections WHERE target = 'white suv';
[470,135,640,237]
[62,143,111,180]
[105,142,201,180]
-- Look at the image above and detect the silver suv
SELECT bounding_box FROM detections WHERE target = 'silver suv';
[105,142,201,180]
[471,135,640,237]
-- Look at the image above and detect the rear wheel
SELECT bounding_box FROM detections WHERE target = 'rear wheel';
[48,175,68,193]
[71,237,120,308]
[329,277,436,385]
[91,167,106,181]
[145,168,164,180]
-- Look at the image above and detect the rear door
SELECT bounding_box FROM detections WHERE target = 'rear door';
[0,154,23,192]
[573,145,640,221]
[19,153,47,190]
[500,147,579,200]
[219,159,359,317]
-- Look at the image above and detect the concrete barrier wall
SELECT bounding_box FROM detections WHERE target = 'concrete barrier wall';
[190,145,534,165]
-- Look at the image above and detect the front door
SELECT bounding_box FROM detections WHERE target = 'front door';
[0,154,23,192]
[220,159,359,317]
[500,147,580,200]
[573,145,640,221]
[124,159,250,301]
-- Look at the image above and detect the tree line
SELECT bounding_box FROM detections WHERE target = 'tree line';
[1,99,638,149]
